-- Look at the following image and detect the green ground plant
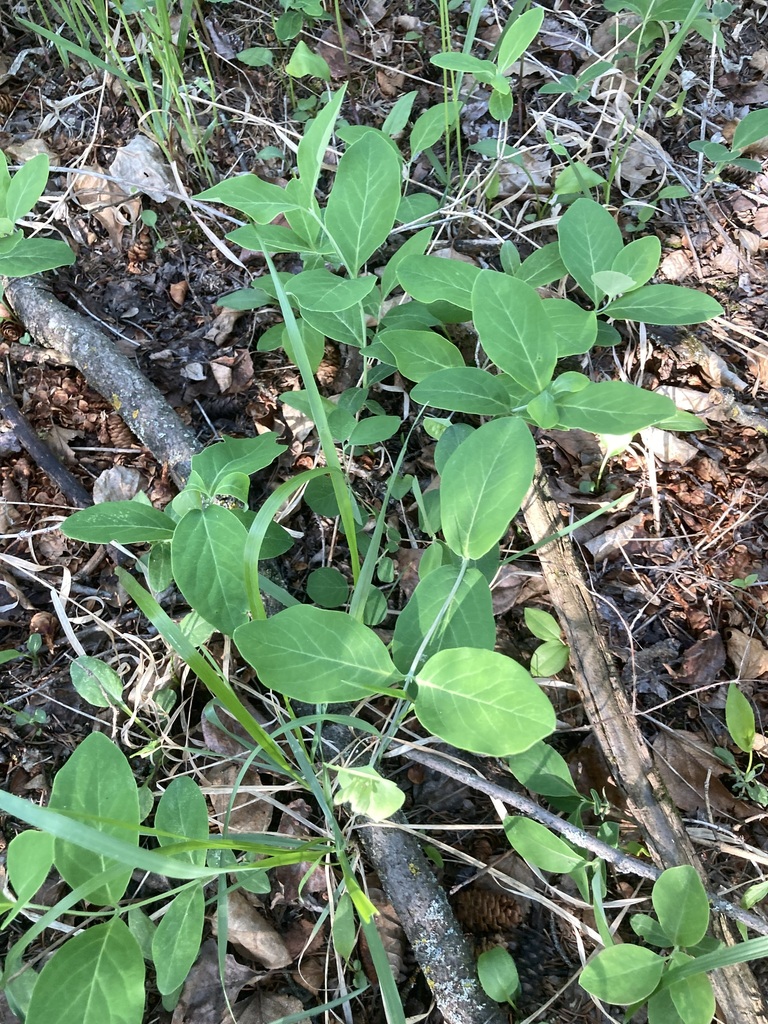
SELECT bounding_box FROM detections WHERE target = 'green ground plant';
[21,0,217,179]
[2,7,765,1020]
[0,152,74,278]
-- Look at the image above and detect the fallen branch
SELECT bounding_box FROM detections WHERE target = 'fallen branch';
[3,276,199,488]
[522,462,768,1024]
[0,377,92,508]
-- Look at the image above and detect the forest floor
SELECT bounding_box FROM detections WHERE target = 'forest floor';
[1,1,768,1022]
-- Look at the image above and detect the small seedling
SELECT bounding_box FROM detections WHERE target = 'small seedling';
[715,683,768,807]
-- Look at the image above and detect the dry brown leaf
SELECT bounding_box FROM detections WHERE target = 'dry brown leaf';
[652,729,748,816]
[109,136,175,202]
[235,991,304,1024]
[274,799,327,902]
[214,890,292,968]
[583,512,646,561]
[171,939,253,1024]
[676,632,726,688]
[92,466,143,504]
[204,762,273,834]
[727,629,768,679]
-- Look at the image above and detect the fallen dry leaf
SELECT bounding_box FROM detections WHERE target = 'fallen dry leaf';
[213,890,292,968]
[109,135,176,202]
[653,729,749,817]
[171,939,253,1024]
[726,629,768,679]
[92,465,143,504]
[235,991,304,1024]
[204,762,273,834]
[676,632,726,688]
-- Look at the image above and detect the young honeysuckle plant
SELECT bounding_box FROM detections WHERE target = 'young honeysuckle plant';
[0,151,75,278]
[689,108,768,182]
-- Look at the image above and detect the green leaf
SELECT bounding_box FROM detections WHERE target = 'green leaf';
[236,46,273,67]
[647,987,686,1024]
[49,732,140,906]
[172,506,249,637]
[506,741,582,804]
[612,235,661,289]
[332,891,357,961]
[472,270,557,392]
[667,952,716,1024]
[732,109,768,152]
[285,40,330,80]
[504,817,586,873]
[189,433,283,494]
[152,884,205,996]
[234,605,399,702]
[409,101,462,155]
[631,914,673,947]
[324,132,402,276]
[155,778,209,866]
[0,237,75,277]
[543,298,598,356]
[307,566,350,608]
[25,919,145,1024]
[431,52,497,76]
[287,269,377,312]
[580,944,665,1005]
[414,648,555,756]
[382,90,418,136]
[592,270,638,301]
[530,639,570,676]
[297,88,346,196]
[433,422,474,475]
[603,284,723,325]
[725,683,755,753]
[391,565,495,673]
[411,367,511,415]
[652,866,710,948]
[347,415,401,446]
[70,656,124,708]
[555,381,676,434]
[524,607,561,642]
[440,416,536,559]
[61,500,175,544]
[477,946,520,1003]
[194,174,295,222]
[381,227,433,299]
[332,764,405,821]
[553,161,607,196]
[5,154,49,223]
[7,830,54,907]
[397,253,480,310]
[515,242,568,288]
[496,6,544,72]
[558,198,624,305]
[377,328,464,382]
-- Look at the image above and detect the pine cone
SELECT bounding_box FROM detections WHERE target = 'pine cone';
[453,888,523,934]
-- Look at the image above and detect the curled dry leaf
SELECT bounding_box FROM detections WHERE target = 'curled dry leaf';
[92,465,143,504]
[171,939,253,1024]
[675,631,726,688]
[235,991,304,1024]
[110,136,176,203]
[274,799,327,902]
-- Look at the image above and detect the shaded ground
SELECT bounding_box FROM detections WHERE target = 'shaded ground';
[1,1,768,1022]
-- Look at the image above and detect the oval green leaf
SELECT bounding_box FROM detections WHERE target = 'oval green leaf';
[234,605,399,702]
[725,683,755,753]
[580,944,665,1005]
[152,884,205,996]
[26,919,145,1024]
[155,777,209,866]
[472,270,557,392]
[172,506,249,637]
[397,253,480,310]
[391,565,495,673]
[61,501,176,544]
[555,381,676,434]
[377,328,464,382]
[504,817,586,873]
[652,866,710,948]
[324,131,402,276]
[603,284,723,325]
[70,656,124,708]
[411,367,512,415]
[49,732,140,906]
[414,647,556,756]
[440,416,536,559]
[558,198,624,305]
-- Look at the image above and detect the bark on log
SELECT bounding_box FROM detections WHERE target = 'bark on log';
[3,276,199,487]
